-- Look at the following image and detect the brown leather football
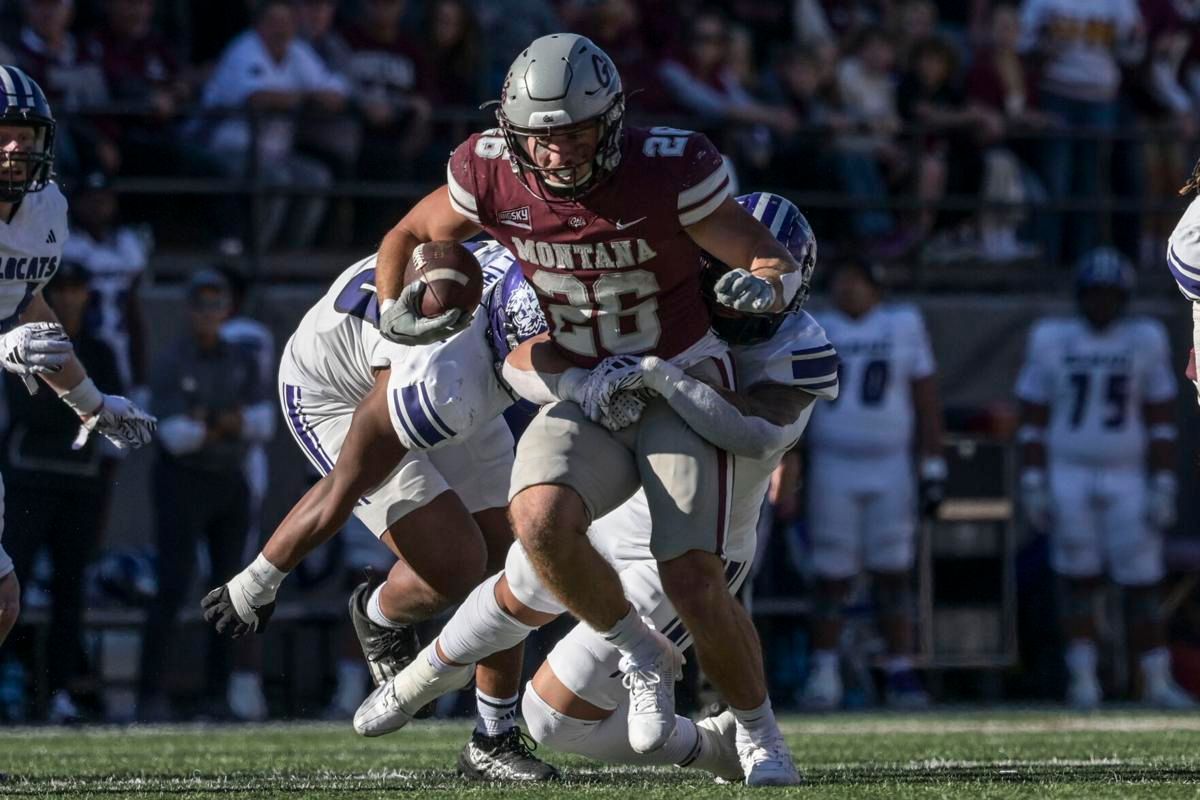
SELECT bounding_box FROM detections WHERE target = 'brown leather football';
[404,241,484,318]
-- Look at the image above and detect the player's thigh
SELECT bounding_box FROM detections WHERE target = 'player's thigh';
[1048,463,1103,578]
[379,488,487,597]
[806,459,864,580]
[862,477,917,574]
[634,397,732,561]
[427,417,515,516]
[1100,471,1162,586]
[510,401,639,521]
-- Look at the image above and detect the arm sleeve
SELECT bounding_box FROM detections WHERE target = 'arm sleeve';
[203,41,258,107]
[386,361,489,451]
[644,360,816,459]
[0,540,12,580]
[676,133,732,227]
[447,137,484,225]
[1142,320,1179,403]
[294,41,349,94]
[1167,204,1200,300]
[1014,322,1052,403]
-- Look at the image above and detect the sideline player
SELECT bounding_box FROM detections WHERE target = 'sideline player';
[201,240,594,779]
[356,194,834,786]
[0,65,155,645]
[802,261,945,710]
[1168,154,1200,400]
[366,33,806,756]
[1017,247,1193,709]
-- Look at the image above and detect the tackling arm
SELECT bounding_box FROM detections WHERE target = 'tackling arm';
[203,371,409,637]
[640,356,816,459]
[685,196,801,313]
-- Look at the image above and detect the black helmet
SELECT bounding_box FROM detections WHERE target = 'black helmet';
[0,65,56,202]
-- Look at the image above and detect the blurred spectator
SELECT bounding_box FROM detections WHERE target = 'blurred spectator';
[138,269,272,722]
[14,0,118,177]
[569,0,669,109]
[836,26,909,249]
[468,0,561,91]
[62,170,149,397]
[82,0,222,181]
[1,262,122,723]
[296,0,351,76]
[341,0,432,173]
[424,0,487,107]
[196,0,348,252]
[889,0,939,68]
[897,36,999,252]
[1019,0,1144,265]
[658,9,798,148]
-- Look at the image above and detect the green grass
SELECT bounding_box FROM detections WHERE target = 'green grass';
[4,711,1200,798]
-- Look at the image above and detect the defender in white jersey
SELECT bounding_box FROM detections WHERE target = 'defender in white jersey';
[0,65,155,644]
[1167,156,1200,401]
[1016,247,1192,710]
[201,240,563,780]
[803,260,946,710]
[355,195,836,787]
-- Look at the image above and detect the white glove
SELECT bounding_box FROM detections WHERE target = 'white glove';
[1145,471,1178,530]
[0,322,72,375]
[1020,468,1053,531]
[575,355,645,423]
[75,394,157,450]
[378,281,472,345]
[599,390,646,432]
[713,268,776,313]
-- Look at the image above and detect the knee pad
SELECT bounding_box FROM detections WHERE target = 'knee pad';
[503,541,568,616]
[1124,585,1164,628]
[437,573,537,666]
[521,683,600,752]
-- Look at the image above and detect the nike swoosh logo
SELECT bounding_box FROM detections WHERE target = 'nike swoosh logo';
[614,216,647,230]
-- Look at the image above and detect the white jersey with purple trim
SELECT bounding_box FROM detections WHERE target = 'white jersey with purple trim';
[808,303,935,456]
[282,239,536,450]
[1167,194,1200,301]
[596,311,838,565]
[0,182,67,331]
[1015,316,1176,467]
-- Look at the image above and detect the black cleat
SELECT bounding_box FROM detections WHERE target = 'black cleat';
[457,727,560,782]
[348,579,420,687]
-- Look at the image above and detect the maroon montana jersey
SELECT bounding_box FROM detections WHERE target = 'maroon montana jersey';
[447,126,731,367]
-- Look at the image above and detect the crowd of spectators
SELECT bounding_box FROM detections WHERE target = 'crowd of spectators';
[1,0,1198,268]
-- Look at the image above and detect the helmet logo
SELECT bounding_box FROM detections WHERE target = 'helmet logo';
[587,55,612,95]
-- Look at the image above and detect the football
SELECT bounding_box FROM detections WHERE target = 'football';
[404,241,484,318]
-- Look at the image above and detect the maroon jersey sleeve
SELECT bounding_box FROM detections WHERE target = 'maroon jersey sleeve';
[670,132,731,227]
[446,134,486,225]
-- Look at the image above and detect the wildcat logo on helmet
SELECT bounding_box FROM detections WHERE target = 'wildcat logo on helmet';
[498,206,532,231]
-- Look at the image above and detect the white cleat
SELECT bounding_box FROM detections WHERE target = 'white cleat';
[801,662,842,711]
[1066,671,1102,711]
[1145,678,1197,710]
[619,629,682,753]
[353,642,473,737]
[737,728,802,787]
[691,709,744,783]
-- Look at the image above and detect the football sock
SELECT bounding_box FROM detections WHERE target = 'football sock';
[475,689,519,737]
[601,605,659,664]
[731,697,778,748]
[439,574,537,665]
[366,584,407,630]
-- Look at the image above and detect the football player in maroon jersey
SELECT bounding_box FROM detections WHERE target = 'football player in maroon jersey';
[369,34,804,765]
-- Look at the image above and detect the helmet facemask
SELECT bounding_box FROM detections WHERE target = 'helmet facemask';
[0,118,54,203]
[497,93,624,203]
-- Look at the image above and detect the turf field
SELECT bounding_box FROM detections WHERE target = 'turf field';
[4,711,1200,798]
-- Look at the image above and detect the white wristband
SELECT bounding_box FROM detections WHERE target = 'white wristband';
[56,377,104,416]
[227,553,289,622]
